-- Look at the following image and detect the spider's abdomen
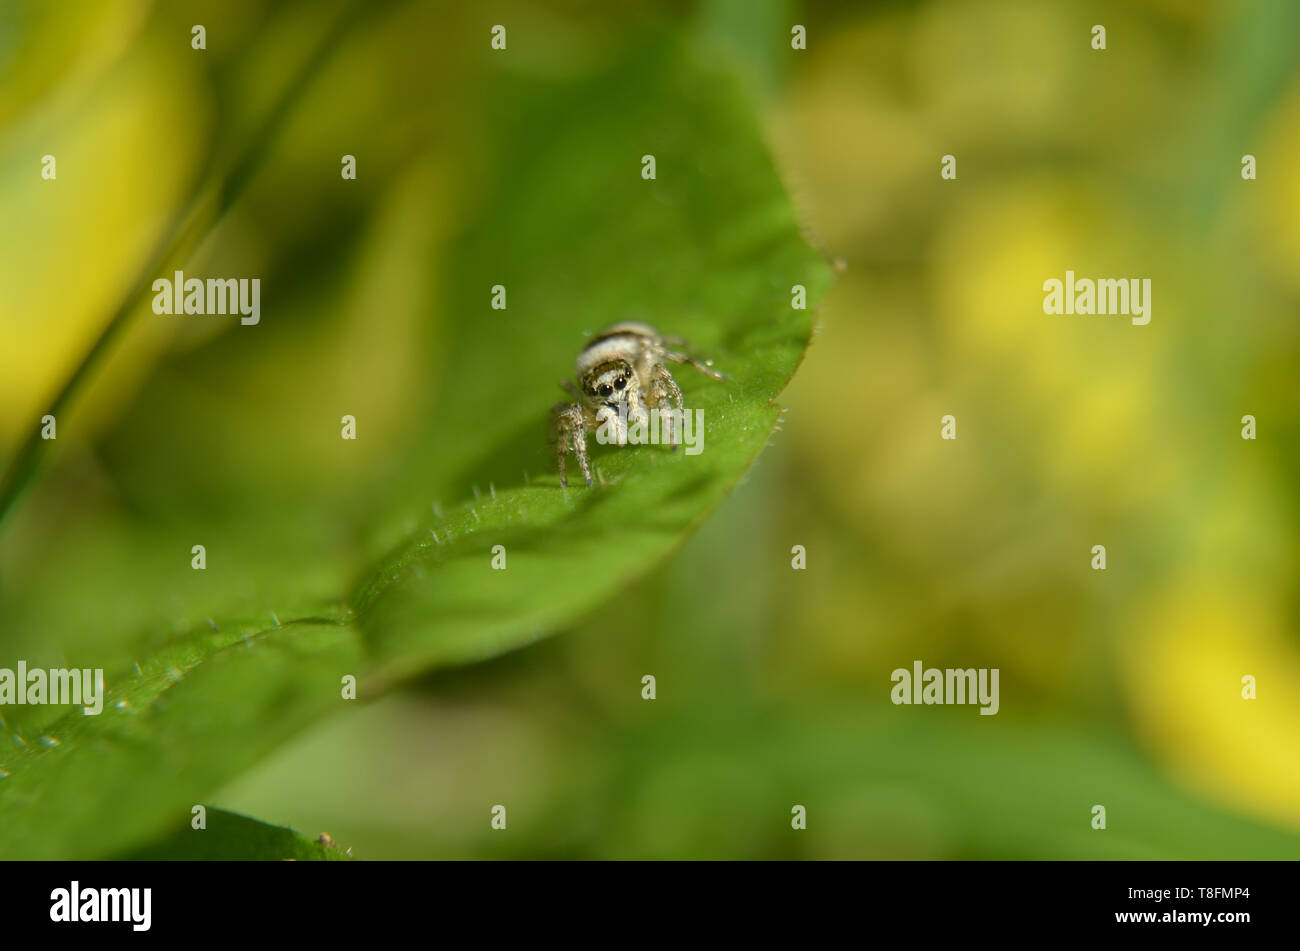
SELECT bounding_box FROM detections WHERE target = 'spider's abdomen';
[589,320,658,341]
[576,325,653,377]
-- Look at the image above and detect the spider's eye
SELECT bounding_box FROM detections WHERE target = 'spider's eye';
[598,384,613,397]
[614,377,626,390]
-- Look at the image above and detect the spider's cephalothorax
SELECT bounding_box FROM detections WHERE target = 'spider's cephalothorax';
[552,322,723,487]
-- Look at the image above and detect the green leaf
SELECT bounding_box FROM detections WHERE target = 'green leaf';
[0,620,359,859]
[121,806,352,861]
[352,35,830,676]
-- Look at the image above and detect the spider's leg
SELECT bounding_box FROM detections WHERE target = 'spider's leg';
[553,403,593,487]
[662,347,725,381]
[648,363,684,450]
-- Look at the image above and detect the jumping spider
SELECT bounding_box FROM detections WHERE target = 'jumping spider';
[552,322,723,487]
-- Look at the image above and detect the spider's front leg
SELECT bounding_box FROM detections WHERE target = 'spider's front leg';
[647,363,685,450]
[553,402,593,487]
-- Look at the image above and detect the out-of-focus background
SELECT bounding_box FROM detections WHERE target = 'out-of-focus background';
[2,0,1298,858]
